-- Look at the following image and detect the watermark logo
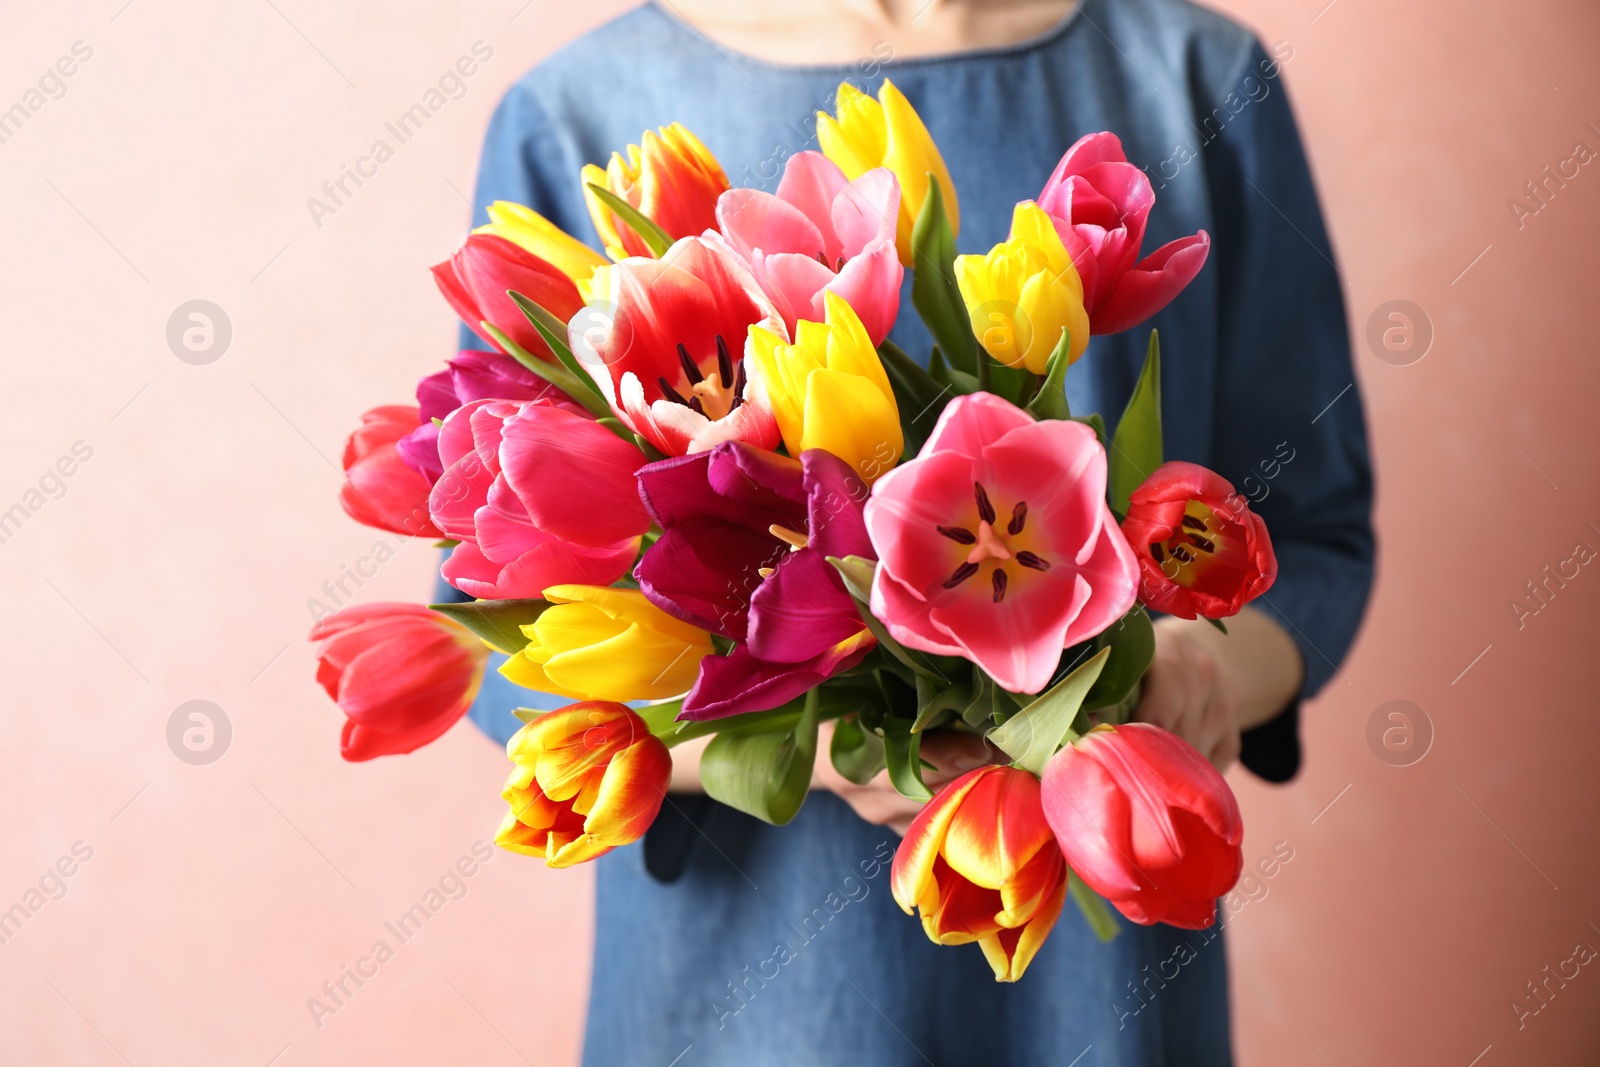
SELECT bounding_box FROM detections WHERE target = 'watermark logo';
[1366,699,1432,767]
[167,300,232,365]
[167,700,231,765]
[1364,299,1431,367]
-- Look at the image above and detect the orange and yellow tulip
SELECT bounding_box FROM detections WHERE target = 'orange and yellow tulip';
[891,764,1068,981]
[495,702,670,868]
[816,80,957,264]
[582,123,728,260]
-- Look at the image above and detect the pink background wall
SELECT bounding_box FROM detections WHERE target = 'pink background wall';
[3,1,1596,1063]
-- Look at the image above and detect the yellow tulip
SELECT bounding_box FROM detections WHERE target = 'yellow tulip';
[816,80,957,264]
[747,292,903,483]
[954,202,1090,374]
[474,201,606,290]
[500,585,712,701]
[581,123,728,261]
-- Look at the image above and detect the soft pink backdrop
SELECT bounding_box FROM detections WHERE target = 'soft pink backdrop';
[2,1,1596,1063]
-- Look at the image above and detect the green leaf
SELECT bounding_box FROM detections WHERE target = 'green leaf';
[585,182,674,257]
[1083,607,1156,714]
[826,554,877,602]
[959,669,997,729]
[929,347,980,394]
[699,689,819,825]
[878,339,951,453]
[830,714,887,786]
[1074,411,1108,449]
[985,358,1032,405]
[1206,616,1230,635]
[881,717,933,801]
[637,700,686,740]
[507,291,614,413]
[987,647,1111,775]
[479,321,610,422]
[1068,871,1121,942]
[912,673,973,733]
[910,176,977,373]
[1108,329,1163,515]
[429,598,551,655]
[1025,329,1074,421]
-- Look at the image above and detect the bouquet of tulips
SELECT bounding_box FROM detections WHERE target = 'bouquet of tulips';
[312,81,1278,981]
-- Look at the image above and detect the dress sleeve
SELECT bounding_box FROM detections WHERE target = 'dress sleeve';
[1201,42,1375,782]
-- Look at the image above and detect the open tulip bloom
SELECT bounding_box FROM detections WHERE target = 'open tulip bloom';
[312,81,1275,981]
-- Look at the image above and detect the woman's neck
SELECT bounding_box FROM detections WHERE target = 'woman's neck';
[657,0,1080,66]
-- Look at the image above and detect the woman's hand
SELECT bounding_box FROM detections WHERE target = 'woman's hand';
[1133,609,1305,771]
[811,723,1001,836]
[1133,621,1242,771]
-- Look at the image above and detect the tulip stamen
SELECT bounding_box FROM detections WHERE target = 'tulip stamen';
[1151,542,1166,562]
[1016,551,1051,571]
[992,568,1008,602]
[1171,545,1195,563]
[769,524,810,552]
[944,561,980,588]
[716,335,734,389]
[728,358,748,412]
[1187,534,1216,554]
[657,376,692,406]
[974,482,996,525]
[1182,514,1209,532]
[676,343,704,385]
[757,566,776,578]
[1008,502,1028,536]
[937,525,977,544]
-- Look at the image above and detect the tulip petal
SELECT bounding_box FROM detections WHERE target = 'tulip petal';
[1090,231,1211,335]
[891,767,993,915]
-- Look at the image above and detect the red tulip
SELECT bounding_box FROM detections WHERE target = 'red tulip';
[892,765,1068,982]
[1119,461,1277,620]
[1036,132,1210,334]
[1042,723,1242,928]
[432,233,585,360]
[310,603,490,761]
[579,236,784,456]
[339,405,442,538]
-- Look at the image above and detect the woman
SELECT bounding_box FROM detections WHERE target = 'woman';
[453,0,1373,1062]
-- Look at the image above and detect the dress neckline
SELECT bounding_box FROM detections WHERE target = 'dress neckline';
[643,0,1094,74]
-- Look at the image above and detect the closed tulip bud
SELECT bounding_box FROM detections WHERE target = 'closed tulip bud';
[817,79,957,264]
[891,765,1068,982]
[431,233,585,360]
[339,405,442,538]
[582,123,729,260]
[310,604,489,761]
[954,201,1090,374]
[475,200,607,290]
[1042,723,1244,929]
[500,584,713,701]
[747,291,903,484]
[496,702,671,867]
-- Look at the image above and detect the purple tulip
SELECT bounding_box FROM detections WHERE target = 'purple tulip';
[635,442,879,720]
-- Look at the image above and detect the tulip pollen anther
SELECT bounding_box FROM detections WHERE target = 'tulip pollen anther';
[769,524,810,552]
[944,561,980,588]
[974,481,997,525]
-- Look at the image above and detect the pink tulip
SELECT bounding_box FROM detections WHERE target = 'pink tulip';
[864,393,1139,694]
[310,603,490,761]
[429,398,647,599]
[1036,133,1210,335]
[340,405,442,538]
[1041,723,1243,929]
[578,236,785,456]
[715,152,904,345]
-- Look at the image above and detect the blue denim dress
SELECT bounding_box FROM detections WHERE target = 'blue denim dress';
[451,1,1373,1062]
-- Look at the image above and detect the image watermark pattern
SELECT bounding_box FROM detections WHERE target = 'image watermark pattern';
[166,700,232,765]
